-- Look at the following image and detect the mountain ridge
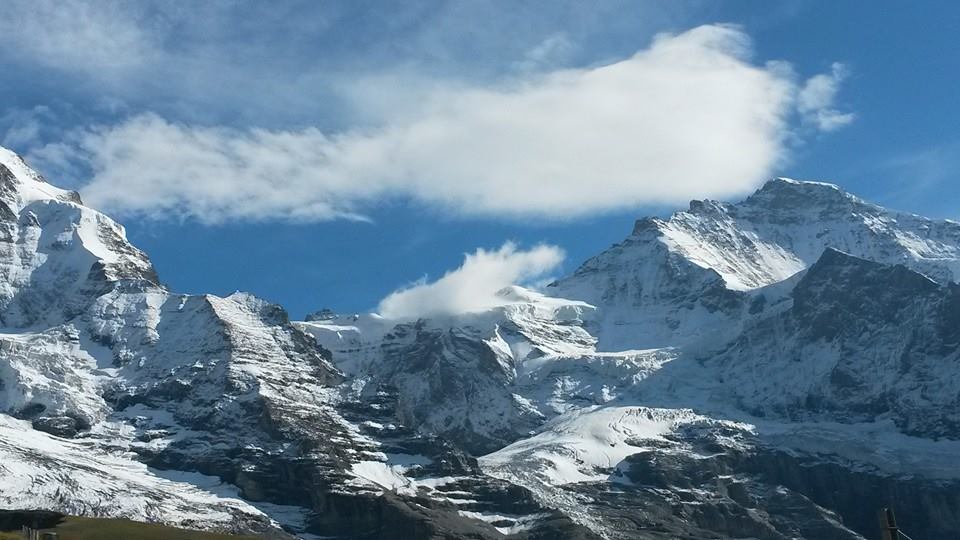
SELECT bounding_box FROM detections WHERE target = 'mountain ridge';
[2,145,960,539]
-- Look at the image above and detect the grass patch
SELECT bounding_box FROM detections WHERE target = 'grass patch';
[4,516,266,540]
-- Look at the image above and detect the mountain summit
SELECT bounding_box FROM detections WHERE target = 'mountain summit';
[2,147,960,539]
[549,176,960,349]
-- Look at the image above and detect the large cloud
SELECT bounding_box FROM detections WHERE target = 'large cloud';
[377,242,564,319]
[32,25,851,224]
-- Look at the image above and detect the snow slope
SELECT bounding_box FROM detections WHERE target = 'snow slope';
[0,415,302,535]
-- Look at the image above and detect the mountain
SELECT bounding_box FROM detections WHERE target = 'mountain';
[549,178,960,350]
[2,145,960,539]
[0,147,584,539]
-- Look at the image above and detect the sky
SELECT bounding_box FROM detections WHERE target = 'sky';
[1,1,958,318]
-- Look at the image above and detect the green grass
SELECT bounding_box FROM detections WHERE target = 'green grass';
[4,516,267,540]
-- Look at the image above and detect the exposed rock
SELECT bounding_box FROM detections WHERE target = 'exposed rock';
[31,416,83,438]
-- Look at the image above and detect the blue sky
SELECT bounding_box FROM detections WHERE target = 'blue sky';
[1,1,958,318]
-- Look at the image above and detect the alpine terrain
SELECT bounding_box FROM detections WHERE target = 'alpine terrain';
[2,144,959,539]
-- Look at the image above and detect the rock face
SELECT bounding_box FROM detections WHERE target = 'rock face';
[2,143,960,540]
[709,248,960,438]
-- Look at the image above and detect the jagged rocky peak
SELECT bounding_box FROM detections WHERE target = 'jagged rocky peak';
[742,176,851,205]
[0,146,83,208]
[0,145,158,327]
[584,176,960,293]
[631,178,854,235]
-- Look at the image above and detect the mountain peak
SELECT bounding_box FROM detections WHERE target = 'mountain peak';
[0,144,159,327]
[0,145,82,208]
[767,176,841,190]
[743,176,856,207]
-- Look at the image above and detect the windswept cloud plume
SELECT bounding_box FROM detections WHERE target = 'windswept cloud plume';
[377,242,564,319]
[31,25,850,224]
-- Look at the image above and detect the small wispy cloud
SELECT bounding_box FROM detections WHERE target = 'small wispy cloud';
[797,62,855,132]
[513,33,577,72]
[377,242,565,319]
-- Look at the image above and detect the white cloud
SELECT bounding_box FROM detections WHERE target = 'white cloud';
[377,242,564,319]
[46,116,374,222]
[25,24,822,224]
[798,62,855,132]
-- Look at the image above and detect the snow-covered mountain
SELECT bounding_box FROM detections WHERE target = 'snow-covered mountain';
[549,178,960,350]
[0,147,583,539]
[2,144,960,539]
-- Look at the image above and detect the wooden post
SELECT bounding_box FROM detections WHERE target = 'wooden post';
[879,507,899,540]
